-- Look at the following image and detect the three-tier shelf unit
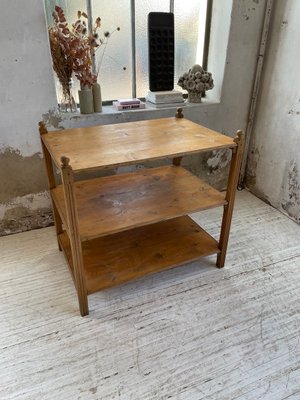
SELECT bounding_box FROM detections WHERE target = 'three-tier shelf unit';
[39,109,244,316]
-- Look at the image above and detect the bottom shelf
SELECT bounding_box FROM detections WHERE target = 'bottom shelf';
[58,216,220,294]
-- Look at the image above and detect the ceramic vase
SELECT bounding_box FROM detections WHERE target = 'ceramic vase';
[92,82,102,113]
[187,91,202,103]
[78,86,94,114]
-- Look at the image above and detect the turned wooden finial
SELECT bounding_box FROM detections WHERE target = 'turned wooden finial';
[61,156,70,168]
[39,121,48,135]
[234,130,244,145]
[176,107,184,119]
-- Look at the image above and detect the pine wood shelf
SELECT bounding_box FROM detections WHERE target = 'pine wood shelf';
[51,165,226,241]
[58,216,220,294]
[42,117,236,172]
[39,111,244,316]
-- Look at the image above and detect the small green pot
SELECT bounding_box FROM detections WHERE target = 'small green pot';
[78,87,94,114]
[92,82,102,113]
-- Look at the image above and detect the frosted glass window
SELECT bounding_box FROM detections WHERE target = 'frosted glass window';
[44,0,209,103]
[174,0,207,92]
[135,0,170,98]
[91,0,132,100]
[45,0,131,102]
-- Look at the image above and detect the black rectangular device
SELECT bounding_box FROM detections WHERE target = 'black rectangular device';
[148,12,174,92]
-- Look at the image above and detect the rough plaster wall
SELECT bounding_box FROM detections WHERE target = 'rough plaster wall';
[0,0,266,236]
[0,0,57,235]
[246,0,300,224]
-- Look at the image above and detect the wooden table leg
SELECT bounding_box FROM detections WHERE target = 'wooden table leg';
[61,156,89,316]
[172,157,183,166]
[217,130,244,268]
[39,122,63,250]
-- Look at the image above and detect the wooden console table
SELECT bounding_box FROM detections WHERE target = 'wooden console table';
[39,110,244,316]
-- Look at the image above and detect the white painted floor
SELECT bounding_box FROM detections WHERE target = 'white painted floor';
[1,190,300,400]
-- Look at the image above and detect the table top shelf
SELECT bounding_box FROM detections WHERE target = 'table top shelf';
[52,165,226,241]
[42,117,236,172]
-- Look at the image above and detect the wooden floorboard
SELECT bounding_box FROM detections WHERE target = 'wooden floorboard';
[1,190,300,400]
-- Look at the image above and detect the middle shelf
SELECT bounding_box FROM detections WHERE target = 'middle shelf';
[52,165,226,241]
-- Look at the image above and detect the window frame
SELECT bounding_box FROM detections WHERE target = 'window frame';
[46,0,212,105]
[86,0,212,103]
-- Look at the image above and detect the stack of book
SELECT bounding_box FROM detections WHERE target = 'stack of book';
[146,90,185,108]
[113,98,146,111]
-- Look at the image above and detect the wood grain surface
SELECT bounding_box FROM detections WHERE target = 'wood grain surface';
[58,216,220,294]
[52,166,226,241]
[60,157,88,316]
[42,117,236,172]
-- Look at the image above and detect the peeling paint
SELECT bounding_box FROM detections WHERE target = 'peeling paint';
[288,109,300,116]
[0,191,52,235]
[0,206,53,236]
[245,148,260,188]
[181,152,230,191]
[281,161,300,223]
[0,191,51,220]
[42,108,64,129]
[207,149,231,172]
[0,148,48,203]
[206,150,231,190]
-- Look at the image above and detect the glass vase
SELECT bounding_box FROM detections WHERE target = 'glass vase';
[59,80,77,112]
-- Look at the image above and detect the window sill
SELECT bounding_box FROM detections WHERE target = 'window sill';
[53,98,220,129]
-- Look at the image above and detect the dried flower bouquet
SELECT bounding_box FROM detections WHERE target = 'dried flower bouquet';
[48,6,120,92]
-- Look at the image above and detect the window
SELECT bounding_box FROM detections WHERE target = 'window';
[44,0,209,103]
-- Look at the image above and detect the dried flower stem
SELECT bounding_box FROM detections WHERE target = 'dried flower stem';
[48,6,121,90]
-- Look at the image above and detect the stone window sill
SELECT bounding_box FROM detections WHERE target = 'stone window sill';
[48,98,220,130]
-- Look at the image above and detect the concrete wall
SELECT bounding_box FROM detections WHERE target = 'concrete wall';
[246,0,300,224]
[0,0,58,235]
[0,0,267,236]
